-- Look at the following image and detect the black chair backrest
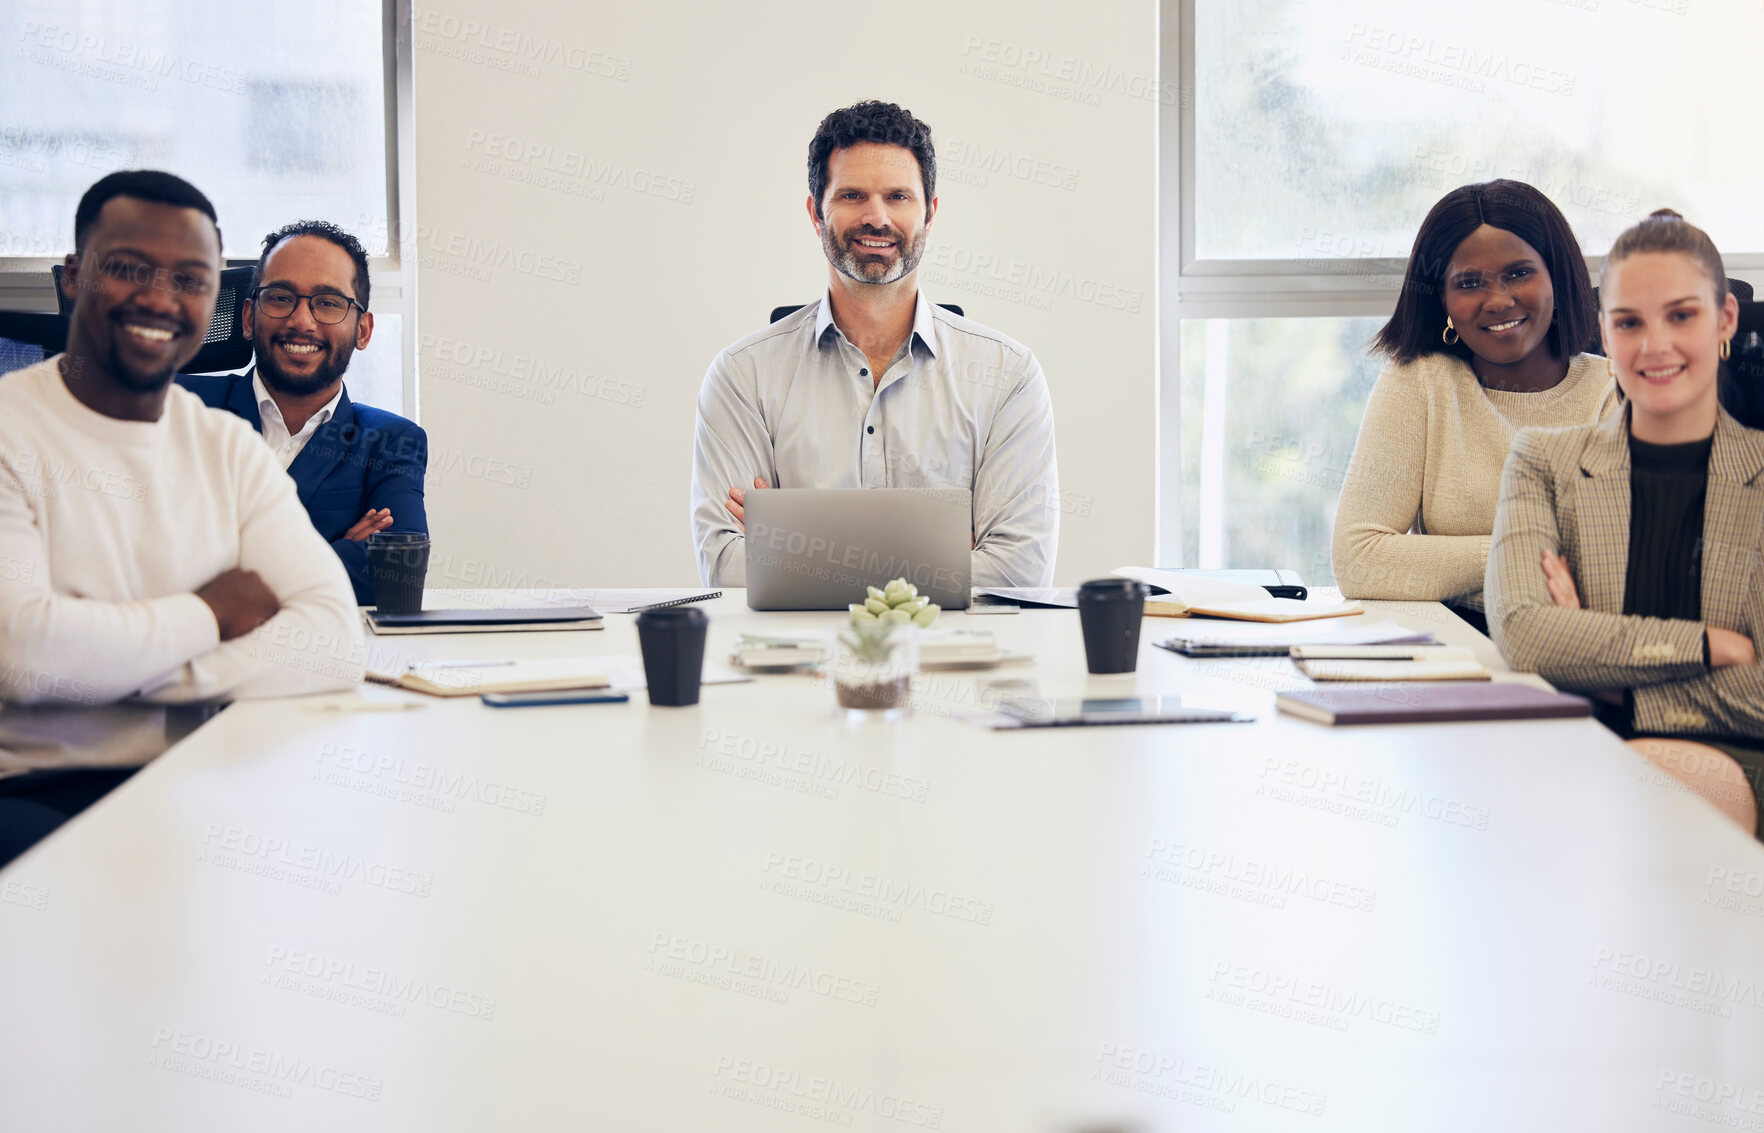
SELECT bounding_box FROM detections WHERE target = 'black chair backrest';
[47,262,257,374]
[1726,302,1764,430]
[0,312,63,375]
[769,302,964,324]
[1736,299,1764,346]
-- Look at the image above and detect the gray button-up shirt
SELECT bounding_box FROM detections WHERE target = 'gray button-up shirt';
[691,290,1059,588]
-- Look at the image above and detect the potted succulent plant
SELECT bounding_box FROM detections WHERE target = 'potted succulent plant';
[832,619,918,712]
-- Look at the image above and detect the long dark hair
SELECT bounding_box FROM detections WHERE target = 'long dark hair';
[1374,180,1596,366]
[1602,208,1762,429]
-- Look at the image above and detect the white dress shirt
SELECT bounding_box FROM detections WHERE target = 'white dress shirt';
[254,370,344,470]
[691,289,1060,588]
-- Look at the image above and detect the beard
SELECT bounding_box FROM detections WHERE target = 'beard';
[254,334,352,397]
[822,222,927,286]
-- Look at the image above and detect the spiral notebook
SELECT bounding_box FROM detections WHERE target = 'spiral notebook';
[627,591,721,612]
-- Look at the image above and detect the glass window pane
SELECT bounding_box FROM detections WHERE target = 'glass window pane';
[0,0,387,257]
[1180,317,1385,585]
[343,309,402,415]
[1194,0,1764,260]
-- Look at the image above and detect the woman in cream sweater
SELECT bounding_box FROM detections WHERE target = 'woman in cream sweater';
[1332,180,1611,633]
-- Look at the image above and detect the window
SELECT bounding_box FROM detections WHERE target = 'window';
[1179,317,1384,585]
[0,0,390,256]
[1189,0,1764,265]
[1164,0,1764,573]
[0,0,409,414]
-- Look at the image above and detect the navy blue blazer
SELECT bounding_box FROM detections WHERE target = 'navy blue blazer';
[177,371,429,605]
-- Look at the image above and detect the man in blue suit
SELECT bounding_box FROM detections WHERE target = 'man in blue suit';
[179,221,427,605]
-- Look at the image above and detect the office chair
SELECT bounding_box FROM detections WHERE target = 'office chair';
[0,310,68,375]
[1728,300,1764,430]
[770,302,964,323]
[43,263,257,374]
[1735,298,1764,345]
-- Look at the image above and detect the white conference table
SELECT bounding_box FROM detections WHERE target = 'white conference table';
[3,591,1763,1131]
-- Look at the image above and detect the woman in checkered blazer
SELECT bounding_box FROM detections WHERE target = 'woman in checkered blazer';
[1487,210,1764,836]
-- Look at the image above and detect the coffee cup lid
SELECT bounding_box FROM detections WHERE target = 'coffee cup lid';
[637,606,708,625]
[1077,578,1150,599]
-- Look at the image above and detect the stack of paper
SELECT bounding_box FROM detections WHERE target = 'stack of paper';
[1112,567,1360,621]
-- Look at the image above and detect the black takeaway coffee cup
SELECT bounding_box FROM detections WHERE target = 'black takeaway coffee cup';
[366,531,430,614]
[1077,578,1150,674]
[636,607,710,706]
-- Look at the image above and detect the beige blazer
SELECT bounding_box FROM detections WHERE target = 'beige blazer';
[1486,403,1764,738]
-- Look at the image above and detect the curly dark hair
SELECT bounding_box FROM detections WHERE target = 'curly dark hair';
[251,219,371,309]
[1373,179,1596,366]
[807,100,936,220]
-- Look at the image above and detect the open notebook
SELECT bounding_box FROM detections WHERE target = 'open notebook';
[366,658,611,697]
[1112,567,1360,622]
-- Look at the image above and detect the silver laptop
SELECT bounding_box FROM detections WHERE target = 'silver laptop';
[745,489,972,610]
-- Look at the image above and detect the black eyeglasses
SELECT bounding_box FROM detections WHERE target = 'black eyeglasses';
[251,286,364,325]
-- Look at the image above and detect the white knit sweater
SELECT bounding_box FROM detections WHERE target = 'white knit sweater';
[0,358,362,769]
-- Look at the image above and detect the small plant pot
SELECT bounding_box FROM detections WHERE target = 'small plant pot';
[834,674,913,711]
[830,624,918,716]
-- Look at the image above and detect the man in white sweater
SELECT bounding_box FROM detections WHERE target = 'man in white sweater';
[0,171,363,862]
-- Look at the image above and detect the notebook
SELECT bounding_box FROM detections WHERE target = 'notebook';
[1295,659,1492,682]
[1112,567,1360,622]
[366,658,612,697]
[727,631,1024,671]
[626,591,721,612]
[1276,684,1591,725]
[1161,617,1435,657]
[918,630,1027,670]
[365,607,604,635]
[571,590,721,614]
[730,634,827,671]
[1294,646,1490,682]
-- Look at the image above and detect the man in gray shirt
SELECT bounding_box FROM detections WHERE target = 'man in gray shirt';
[690,100,1059,588]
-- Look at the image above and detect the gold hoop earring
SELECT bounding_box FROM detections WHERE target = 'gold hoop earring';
[1607,356,1616,380]
[1442,317,1459,346]
[1720,337,1732,360]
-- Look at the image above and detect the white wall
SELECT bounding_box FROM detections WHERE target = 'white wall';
[413,1,1158,588]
